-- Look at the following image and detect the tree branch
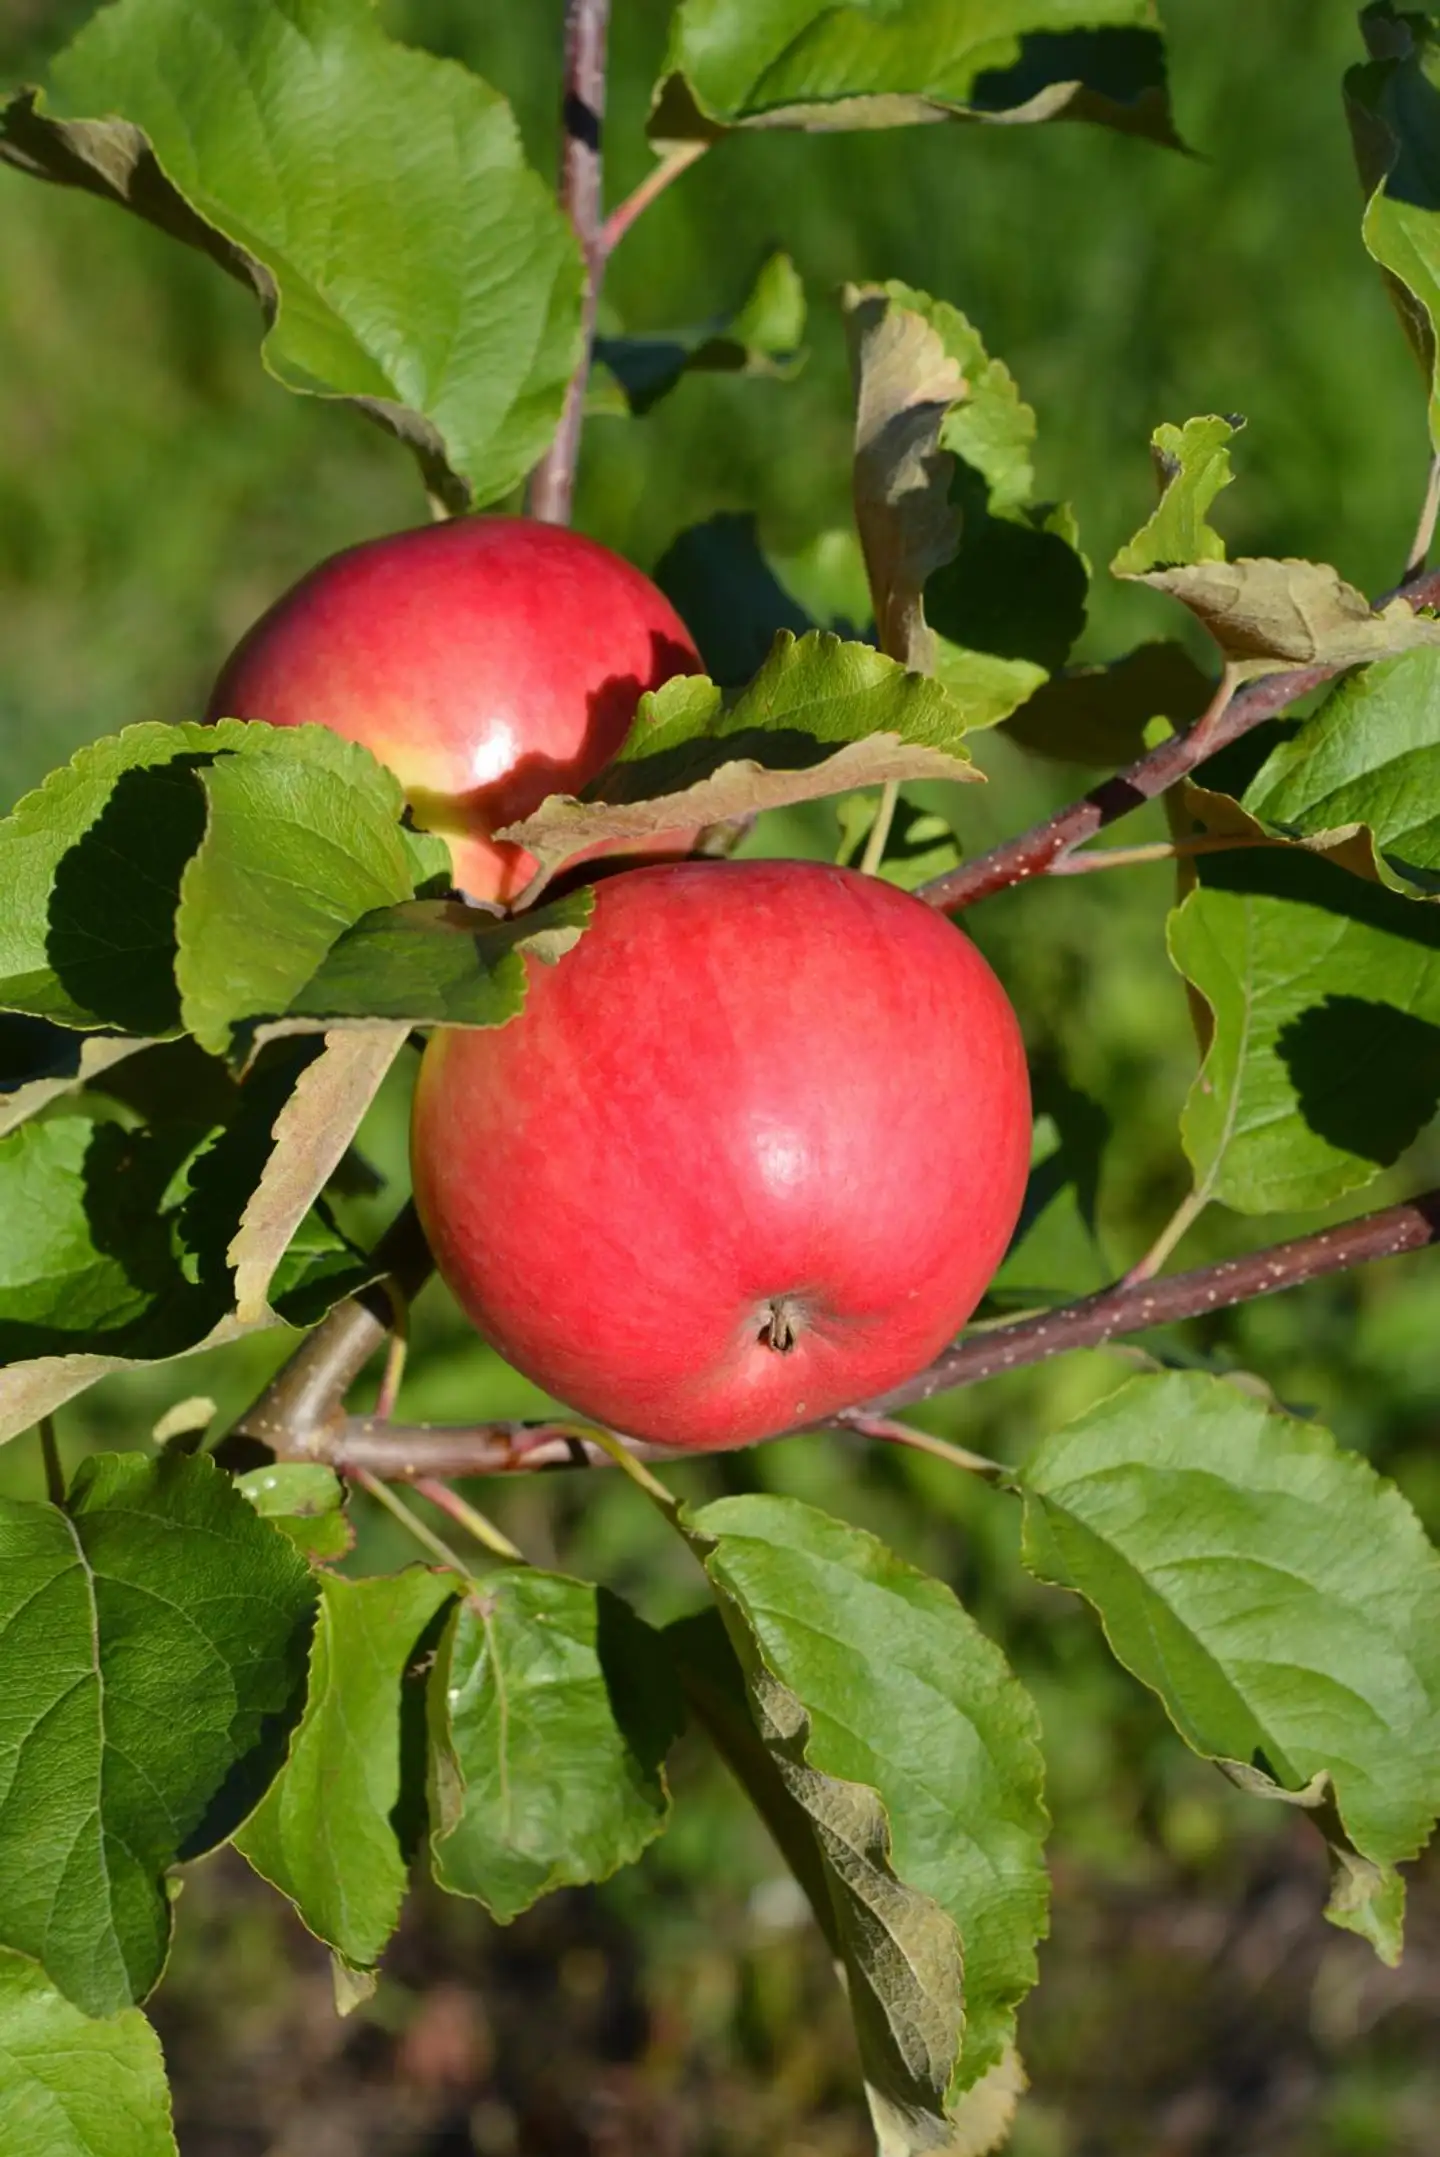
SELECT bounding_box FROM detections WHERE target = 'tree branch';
[920,564,1440,914]
[852,1186,1440,1416]
[254,1186,1440,1479]
[527,0,612,526]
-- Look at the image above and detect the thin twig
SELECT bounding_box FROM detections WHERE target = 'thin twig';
[920,564,1440,914]
[38,1416,65,1507]
[1407,452,1440,581]
[262,1188,1440,1479]
[351,1465,477,1580]
[527,0,612,526]
[1121,1183,1211,1287]
[600,141,708,255]
[835,1411,1006,1479]
[859,780,900,876]
[414,1477,526,1564]
[1048,834,1281,876]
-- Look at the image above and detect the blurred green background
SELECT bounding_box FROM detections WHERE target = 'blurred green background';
[4,2,1440,2151]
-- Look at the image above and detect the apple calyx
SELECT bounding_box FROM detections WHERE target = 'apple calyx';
[759,1296,804,1354]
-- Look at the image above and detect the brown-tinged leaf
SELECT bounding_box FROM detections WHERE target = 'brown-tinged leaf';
[0,1311,270,1448]
[1113,415,1440,672]
[925,2046,1027,2157]
[0,1034,158,1140]
[499,632,977,886]
[228,1027,406,1325]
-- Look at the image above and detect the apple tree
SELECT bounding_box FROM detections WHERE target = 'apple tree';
[3,3,1440,2151]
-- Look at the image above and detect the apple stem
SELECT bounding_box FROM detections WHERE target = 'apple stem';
[527,0,612,527]
[920,562,1440,915]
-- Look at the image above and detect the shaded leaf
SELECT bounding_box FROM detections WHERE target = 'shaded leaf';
[844,284,967,670]
[0,1947,177,2157]
[686,1495,1049,2105]
[237,1570,456,1967]
[261,892,594,1036]
[0,0,583,510]
[1004,640,1212,764]
[593,249,805,416]
[0,1040,369,1434]
[0,1452,315,2014]
[0,721,248,1034]
[1021,1369,1440,1952]
[499,631,978,885]
[844,281,1086,717]
[1166,841,1440,1212]
[651,1,1179,148]
[1113,416,1440,671]
[428,1571,681,1923]
[654,513,823,686]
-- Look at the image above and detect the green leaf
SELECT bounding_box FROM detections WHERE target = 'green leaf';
[651,1,1179,147]
[0,721,248,1034]
[236,1462,353,1563]
[1003,640,1212,764]
[265,892,594,1034]
[499,630,978,884]
[1346,5,1440,446]
[0,1947,177,2157]
[686,1494,1049,2107]
[0,1451,315,2015]
[1020,1370,1440,1951]
[1112,416,1440,670]
[427,1571,682,1923]
[0,0,583,511]
[1244,645,1440,898]
[593,249,805,416]
[174,727,423,1056]
[1166,842,1440,1212]
[843,282,1086,713]
[237,1570,456,1967]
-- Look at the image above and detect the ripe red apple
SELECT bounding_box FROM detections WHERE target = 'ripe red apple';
[205,517,702,903]
[411,859,1032,1449]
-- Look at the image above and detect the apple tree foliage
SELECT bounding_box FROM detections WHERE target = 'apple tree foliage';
[3,3,1440,2152]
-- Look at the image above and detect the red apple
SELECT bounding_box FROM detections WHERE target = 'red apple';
[205,517,702,903]
[411,859,1032,1450]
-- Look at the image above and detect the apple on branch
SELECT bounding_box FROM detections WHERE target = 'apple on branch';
[411,859,1033,1450]
[205,515,703,903]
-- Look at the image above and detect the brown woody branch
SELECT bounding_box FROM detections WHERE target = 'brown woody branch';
[527,0,612,526]
[241,1187,1440,1479]
[919,564,1440,913]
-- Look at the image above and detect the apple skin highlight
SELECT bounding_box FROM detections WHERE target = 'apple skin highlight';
[206,516,701,903]
[412,859,1033,1450]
